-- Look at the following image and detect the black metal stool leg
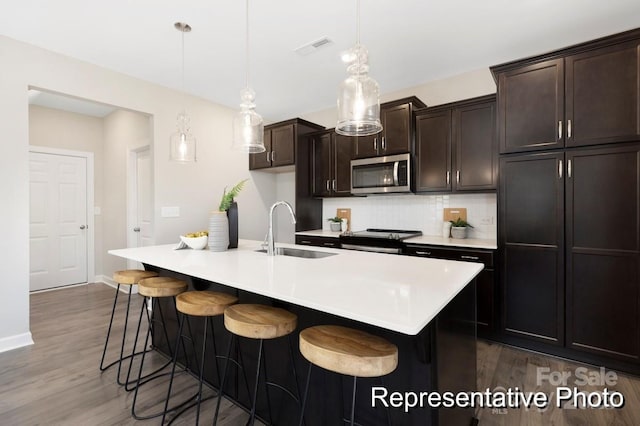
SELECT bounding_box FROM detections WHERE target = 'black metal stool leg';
[124,295,148,391]
[248,339,264,426]
[162,313,186,425]
[99,284,121,371]
[298,363,313,426]
[213,333,235,424]
[194,316,209,425]
[115,286,134,385]
[350,376,357,426]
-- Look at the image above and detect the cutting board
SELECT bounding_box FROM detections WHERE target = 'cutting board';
[443,208,467,222]
[336,208,351,232]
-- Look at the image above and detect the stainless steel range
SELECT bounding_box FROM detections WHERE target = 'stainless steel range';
[339,228,422,254]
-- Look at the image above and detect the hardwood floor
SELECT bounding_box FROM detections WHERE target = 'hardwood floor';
[1,283,639,425]
[0,283,258,425]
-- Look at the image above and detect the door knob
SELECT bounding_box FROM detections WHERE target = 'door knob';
[133,227,141,232]
[79,225,86,230]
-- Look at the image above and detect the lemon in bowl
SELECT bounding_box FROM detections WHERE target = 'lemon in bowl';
[180,231,209,250]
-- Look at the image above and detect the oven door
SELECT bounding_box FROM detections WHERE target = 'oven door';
[351,153,411,195]
[340,244,402,254]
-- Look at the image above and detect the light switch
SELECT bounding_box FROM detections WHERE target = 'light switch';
[161,206,180,218]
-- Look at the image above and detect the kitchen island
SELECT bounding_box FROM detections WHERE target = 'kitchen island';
[109,240,483,425]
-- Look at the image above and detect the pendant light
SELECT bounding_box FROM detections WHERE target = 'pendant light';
[336,0,383,136]
[231,0,266,153]
[170,22,197,162]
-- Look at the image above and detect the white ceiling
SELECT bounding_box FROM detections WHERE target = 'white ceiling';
[4,0,640,121]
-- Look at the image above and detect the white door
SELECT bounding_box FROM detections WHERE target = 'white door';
[128,147,153,269]
[29,152,88,291]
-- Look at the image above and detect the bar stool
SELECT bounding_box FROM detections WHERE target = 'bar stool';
[162,290,238,425]
[214,304,299,425]
[127,276,188,420]
[298,325,398,426]
[99,269,158,385]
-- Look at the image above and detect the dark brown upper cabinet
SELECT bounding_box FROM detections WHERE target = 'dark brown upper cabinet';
[249,118,323,171]
[312,130,353,197]
[353,97,425,159]
[414,95,497,193]
[492,29,640,153]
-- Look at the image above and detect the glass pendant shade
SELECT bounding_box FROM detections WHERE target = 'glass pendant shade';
[232,87,265,153]
[336,45,382,136]
[170,111,196,162]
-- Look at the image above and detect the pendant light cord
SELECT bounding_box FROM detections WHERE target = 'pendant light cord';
[245,0,250,89]
[356,0,360,47]
[181,28,186,113]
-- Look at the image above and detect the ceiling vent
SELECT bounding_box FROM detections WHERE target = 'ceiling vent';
[294,37,333,56]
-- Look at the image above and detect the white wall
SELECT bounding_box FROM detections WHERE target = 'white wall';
[0,35,277,352]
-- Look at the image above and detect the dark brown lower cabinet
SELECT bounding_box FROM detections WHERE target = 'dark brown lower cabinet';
[295,235,340,249]
[403,244,496,337]
[499,143,640,369]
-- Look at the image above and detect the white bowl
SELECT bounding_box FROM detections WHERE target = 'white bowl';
[180,235,208,250]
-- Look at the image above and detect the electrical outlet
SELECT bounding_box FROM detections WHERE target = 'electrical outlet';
[480,216,494,225]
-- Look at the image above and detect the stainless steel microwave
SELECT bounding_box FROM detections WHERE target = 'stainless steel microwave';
[351,153,411,195]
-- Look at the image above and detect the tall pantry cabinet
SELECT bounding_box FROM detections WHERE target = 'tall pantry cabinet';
[493,27,640,371]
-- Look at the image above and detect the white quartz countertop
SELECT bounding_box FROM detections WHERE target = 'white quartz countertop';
[109,240,483,335]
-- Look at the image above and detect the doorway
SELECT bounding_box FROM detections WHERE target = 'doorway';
[28,147,95,291]
[127,145,153,270]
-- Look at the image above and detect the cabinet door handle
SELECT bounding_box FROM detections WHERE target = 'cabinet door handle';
[558,160,563,179]
[332,179,336,191]
[567,119,572,139]
[300,240,312,244]
[373,137,378,151]
[456,170,460,184]
[415,251,431,256]
[267,151,272,162]
[568,159,572,178]
[323,242,335,247]
[558,121,562,140]
[326,180,330,191]
[271,151,276,162]
[381,136,386,150]
[446,171,450,185]
[461,255,480,261]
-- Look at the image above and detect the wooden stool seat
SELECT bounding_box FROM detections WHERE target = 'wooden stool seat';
[224,304,297,339]
[138,277,188,298]
[299,325,398,378]
[176,291,238,317]
[113,269,158,285]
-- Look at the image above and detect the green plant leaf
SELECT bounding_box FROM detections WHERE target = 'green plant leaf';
[218,179,248,211]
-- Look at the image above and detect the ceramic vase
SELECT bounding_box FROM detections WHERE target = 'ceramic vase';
[450,226,467,239]
[208,211,229,251]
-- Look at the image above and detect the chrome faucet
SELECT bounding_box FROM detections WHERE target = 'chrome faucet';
[267,201,297,256]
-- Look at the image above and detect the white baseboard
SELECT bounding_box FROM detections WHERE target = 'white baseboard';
[95,275,138,294]
[0,332,34,354]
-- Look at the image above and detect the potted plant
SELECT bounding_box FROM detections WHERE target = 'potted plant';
[209,179,247,251]
[449,218,473,239]
[327,216,343,232]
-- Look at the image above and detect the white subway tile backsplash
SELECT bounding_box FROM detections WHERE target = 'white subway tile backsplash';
[323,193,497,239]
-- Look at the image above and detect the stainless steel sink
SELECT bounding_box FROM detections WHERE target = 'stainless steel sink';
[255,247,336,259]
